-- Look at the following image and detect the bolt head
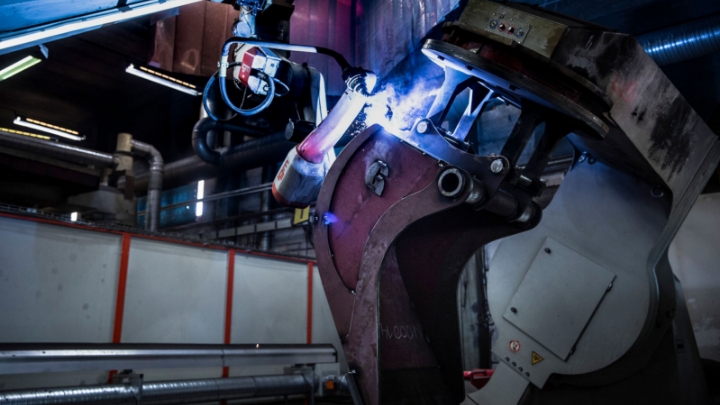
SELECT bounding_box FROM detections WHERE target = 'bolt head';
[651,187,664,198]
[416,121,429,134]
[490,159,504,173]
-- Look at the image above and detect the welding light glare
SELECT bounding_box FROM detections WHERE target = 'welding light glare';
[13,117,85,141]
[0,56,41,81]
[126,64,201,96]
[0,0,202,53]
[196,180,205,217]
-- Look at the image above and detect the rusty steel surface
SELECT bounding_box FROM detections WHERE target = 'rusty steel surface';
[314,125,536,404]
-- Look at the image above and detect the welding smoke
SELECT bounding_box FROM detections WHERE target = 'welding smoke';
[356,50,445,136]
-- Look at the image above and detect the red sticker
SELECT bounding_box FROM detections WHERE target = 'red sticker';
[509,340,521,353]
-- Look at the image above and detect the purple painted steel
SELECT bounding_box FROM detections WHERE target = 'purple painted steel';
[378,247,438,371]
[314,124,537,404]
[327,129,438,291]
[289,0,355,95]
[340,169,466,405]
[391,203,532,402]
[356,0,461,77]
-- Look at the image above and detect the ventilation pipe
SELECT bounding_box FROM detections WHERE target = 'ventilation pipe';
[0,128,117,168]
[127,131,294,192]
[127,136,164,232]
[638,13,720,66]
[0,374,317,405]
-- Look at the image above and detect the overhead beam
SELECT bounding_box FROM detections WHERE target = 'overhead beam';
[0,0,202,55]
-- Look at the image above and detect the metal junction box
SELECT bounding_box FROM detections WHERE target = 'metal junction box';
[503,238,616,360]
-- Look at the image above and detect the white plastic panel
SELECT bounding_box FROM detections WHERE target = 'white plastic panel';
[0,215,341,387]
[312,266,348,373]
[0,217,121,343]
[231,254,307,344]
[0,217,121,389]
[502,238,615,360]
[122,238,227,344]
[122,238,228,380]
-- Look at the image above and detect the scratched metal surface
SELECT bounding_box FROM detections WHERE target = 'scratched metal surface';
[327,132,438,291]
[314,123,534,404]
[550,28,719,213]
[289,0,355,95]
[356,0,461,77]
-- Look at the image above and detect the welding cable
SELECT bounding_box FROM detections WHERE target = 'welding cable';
[202,61,243,122]
[203,74,235,122]
[219,38,376,96]
[272,77,290,97]
[218,66,276,116]
[217,37,361,113]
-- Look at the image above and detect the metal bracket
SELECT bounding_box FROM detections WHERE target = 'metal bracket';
[111,370,143,403]
[365,160,389,196]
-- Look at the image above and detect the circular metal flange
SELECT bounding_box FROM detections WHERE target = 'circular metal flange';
[438,167,466,198]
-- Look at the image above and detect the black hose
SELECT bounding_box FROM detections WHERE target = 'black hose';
[128,131,295,192]
[192,117,265,165]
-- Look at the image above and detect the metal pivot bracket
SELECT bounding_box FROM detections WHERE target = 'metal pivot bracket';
[365,160,389,196]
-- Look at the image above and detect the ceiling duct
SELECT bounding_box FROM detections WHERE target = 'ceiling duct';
[638,13,720,66]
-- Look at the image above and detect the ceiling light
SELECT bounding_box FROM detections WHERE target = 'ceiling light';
[0,56,41,81]
[13,117,85,141]
[0,126,52,141]
[70,212,78,222]
[126,64,201,96]
[0,0,203,53]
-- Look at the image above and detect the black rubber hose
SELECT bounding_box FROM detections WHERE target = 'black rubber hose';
[192,118,223,165]
[192,117,262,165]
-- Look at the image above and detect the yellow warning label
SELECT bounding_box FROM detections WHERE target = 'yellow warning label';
[293,207,310,225]
[531,352,544,365]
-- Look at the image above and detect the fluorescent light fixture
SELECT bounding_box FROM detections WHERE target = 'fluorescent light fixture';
[196,180,205,217]
[0,126,51,140]
[0,0,202,53]
[0,56,41,81]
[70,212,78,222]
[13,117,85,141]
[126,64,201,96]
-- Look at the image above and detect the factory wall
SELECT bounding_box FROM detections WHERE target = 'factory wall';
[355,0,461,77]
[289,0,356,96]
[669,192,720,363]
[0,214,344,390]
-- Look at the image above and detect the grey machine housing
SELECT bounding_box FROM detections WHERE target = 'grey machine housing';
[429,1,720,404]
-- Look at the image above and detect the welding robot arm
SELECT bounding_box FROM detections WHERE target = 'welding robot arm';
[211,39,379,208]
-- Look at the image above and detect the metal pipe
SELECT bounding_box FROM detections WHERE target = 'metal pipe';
[126,132,294,192]
[0,343,336,375]
[0,374,317,405]
[0,129,117,168]
[638,13,720,66]
[131,139,163,232]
